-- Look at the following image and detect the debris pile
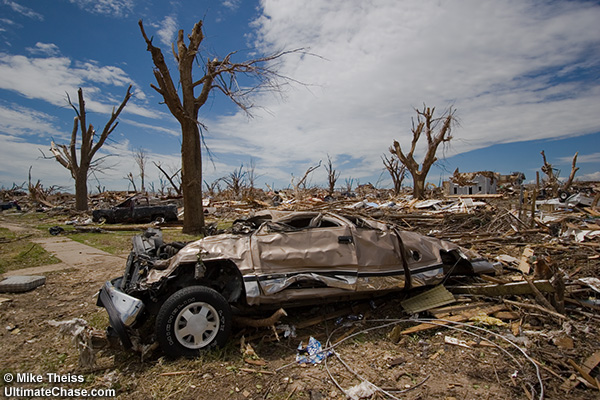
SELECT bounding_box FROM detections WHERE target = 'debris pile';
[2,181,598,399]
[215,184,599,399]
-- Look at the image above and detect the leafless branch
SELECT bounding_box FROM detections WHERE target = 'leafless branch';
[154,162,182,196]
[325,154,340,195]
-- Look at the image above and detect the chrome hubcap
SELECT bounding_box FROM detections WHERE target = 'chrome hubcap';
[174,302,219,349]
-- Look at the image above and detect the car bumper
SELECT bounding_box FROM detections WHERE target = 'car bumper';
[97,278,145,349]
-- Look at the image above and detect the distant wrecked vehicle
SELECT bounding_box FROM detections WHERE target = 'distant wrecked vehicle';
[98,210,498,357]
[92,196,178,224]
[0,201,21,211]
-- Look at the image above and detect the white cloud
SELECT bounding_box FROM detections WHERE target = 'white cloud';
[157,15,178,47]
[222,0,241,11]
[26,42,60,56]
[0,54,87,105]
[3,0,43,20]
[67,0,134,17]
[0,103,63,138]
[120,118,180,137]
[579,171,600,181]
[0,53,155,118]
[85,139,186,192]
[201,0,600,186]
[0,133,186,192]
[559,152,600,164]
[0,17,17,26]
[75,61,131,87]
[0,134,72,189]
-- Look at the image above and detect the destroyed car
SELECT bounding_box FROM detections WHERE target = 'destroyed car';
[98,210,498,357]
[92,203,178,224]
[0,201,21,211]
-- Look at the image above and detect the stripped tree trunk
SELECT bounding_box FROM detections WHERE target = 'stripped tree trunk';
[139,19,302,234]
[390,105,455,200]
[49,86,132,211]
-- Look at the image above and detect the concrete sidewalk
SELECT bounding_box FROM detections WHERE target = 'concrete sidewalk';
[3,236,126,277]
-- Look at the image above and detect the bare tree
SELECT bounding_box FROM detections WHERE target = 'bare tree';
[154,162,182,196]
[157,177,167,196]
[562,152,579,191]
[324,154,340,196]
[390,105,455,199]
[28,166,47,205]
[291,161,321,202]
[223,165,246,200]
[133,147,148,193]
[204,178,223,198]
[91,172,105,194]
[245,158,259,200]
[540,150,559,196]
[124,172,138,192]
[382,154,406,195]
[139,19,303,234]
[343,177,355,193]
[49,86,132,210]
[540,150,580,197]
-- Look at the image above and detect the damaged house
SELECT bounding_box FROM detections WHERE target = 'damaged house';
[445,169,525,196]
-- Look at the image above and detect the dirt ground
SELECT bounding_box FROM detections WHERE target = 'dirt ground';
[1,217,599,400]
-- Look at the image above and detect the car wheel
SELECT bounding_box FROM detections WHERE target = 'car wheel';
[155,286,232,357]
[558,190,570,202]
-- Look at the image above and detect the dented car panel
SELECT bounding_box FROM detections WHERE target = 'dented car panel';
[145,234,253,285]
[98,210,498,354]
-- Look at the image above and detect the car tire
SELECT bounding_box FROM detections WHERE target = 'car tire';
[155,286,232,358]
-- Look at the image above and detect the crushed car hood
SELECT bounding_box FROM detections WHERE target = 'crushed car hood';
[146,234,252,284]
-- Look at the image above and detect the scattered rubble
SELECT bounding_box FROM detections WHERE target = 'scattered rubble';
[2,179,599,398]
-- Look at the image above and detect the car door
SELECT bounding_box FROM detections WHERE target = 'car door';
[251,213,358,295]
[348,216,409,292]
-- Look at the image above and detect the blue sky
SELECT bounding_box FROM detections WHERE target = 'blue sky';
[0,0,599,193]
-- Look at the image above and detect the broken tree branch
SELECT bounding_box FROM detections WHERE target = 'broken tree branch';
[503,299,566,321]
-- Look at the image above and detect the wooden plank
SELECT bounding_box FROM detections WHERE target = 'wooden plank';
[567,359,599,389]
[400,304,506,335]
[560,351,600,392]
[429,302,490,318]
[479,274,510,285]
[518,246,534,274]
[581,350,600,371]
[447,280,555,296]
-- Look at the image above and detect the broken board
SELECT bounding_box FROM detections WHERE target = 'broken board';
[400,285,456,314]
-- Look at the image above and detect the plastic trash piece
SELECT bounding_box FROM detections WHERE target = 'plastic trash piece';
[296,336,332,364]
[345,381,377,400]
